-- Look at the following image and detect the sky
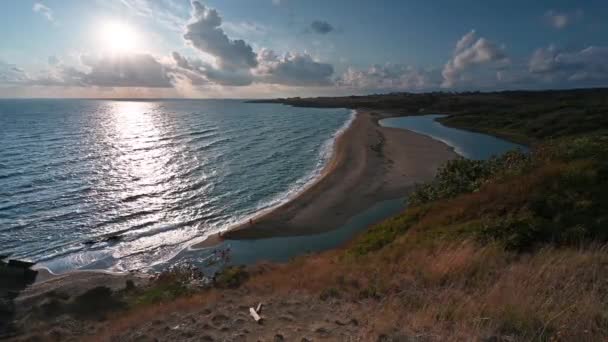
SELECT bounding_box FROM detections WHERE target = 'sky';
[0,0,607,98]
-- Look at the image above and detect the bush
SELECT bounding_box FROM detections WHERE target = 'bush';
[128,263,205,306]
[478,211,550,251]
[409,150,530,206]
[214,266,249,289]
[538,134,608,162]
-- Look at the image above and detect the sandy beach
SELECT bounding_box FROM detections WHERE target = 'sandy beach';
[215,110,458,240]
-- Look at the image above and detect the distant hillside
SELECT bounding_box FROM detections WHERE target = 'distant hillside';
[254,88,608,144]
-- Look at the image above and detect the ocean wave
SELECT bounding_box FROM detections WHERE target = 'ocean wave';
[3,100,354,272]
[207,109,358,236]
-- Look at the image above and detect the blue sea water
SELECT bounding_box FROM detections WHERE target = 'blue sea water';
[0,99,352,271]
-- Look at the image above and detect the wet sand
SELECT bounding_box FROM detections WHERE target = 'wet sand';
[203,110,457,241]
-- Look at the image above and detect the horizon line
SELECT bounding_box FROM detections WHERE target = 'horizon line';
[0,86,607,101]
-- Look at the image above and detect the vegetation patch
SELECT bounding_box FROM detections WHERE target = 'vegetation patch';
[213,265,249,289]
[349,134,608,253]
[127,264,207,307]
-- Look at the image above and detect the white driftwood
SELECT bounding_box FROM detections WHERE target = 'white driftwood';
[249,307,262,323]
[255,302,263,314]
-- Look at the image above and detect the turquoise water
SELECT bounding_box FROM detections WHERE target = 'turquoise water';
[0,99,352,272]
[379,114,526,159]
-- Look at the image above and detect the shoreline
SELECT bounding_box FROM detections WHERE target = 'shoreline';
[27,109,458,278]
[195,109,457,243]
[8,110,458,337]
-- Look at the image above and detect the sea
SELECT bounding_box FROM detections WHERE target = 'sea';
[0,99,353,272]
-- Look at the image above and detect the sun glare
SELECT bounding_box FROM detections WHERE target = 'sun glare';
[98,20,140,54]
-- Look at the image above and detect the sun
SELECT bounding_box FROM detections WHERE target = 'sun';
[98,20,140,54]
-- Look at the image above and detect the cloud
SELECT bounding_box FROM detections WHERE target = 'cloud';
[254,49,334,86]
[183,1,258,70]
[4,1,339,93]
[222,21,268,40]
[442,30,509,88]
[455,30,477,54]
[529,45,608,84]
[177,3,335,87]
[174,49,333,87]
[33,3,55,23]
[27,53,175,88]
[337,64,439,91]
[172,51,253,86]
[0,61,29,84]
[529,45,560,74]
[544,9,583,29]
[47,55,60,66]
[309,20,334,34]
[79,54,175,87]
[119,0,186,32]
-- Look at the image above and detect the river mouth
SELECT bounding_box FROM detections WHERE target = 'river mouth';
[379,114,527,159]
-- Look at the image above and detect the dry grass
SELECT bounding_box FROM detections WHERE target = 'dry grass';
[91,238,608,341]
[233,240,608,341]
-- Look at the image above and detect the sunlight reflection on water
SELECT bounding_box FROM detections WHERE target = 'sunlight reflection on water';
[0,99,351,273]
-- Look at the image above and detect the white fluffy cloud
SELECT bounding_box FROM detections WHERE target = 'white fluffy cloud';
[27,54,175,88]
[79,54,174,87]
[173,49,334,87]
[183,1,258,70]
[338,64,438,91]
[254,49,334,86]
[442,30,509,88]
[529,45,608,84]
[172,51,253,86]
[177,2,336,88]
[33,3,54,23]
[544,9,583,30]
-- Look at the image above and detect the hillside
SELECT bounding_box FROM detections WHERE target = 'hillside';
[94,128,608,341]
[253,88,608,144]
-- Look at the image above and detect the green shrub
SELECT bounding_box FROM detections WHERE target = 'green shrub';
[130,281,189,306]
[128,264,204,306]
[538,134,608,162]
[478,211,550,251]
[214,266,249,289]
[409,150,530,206]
